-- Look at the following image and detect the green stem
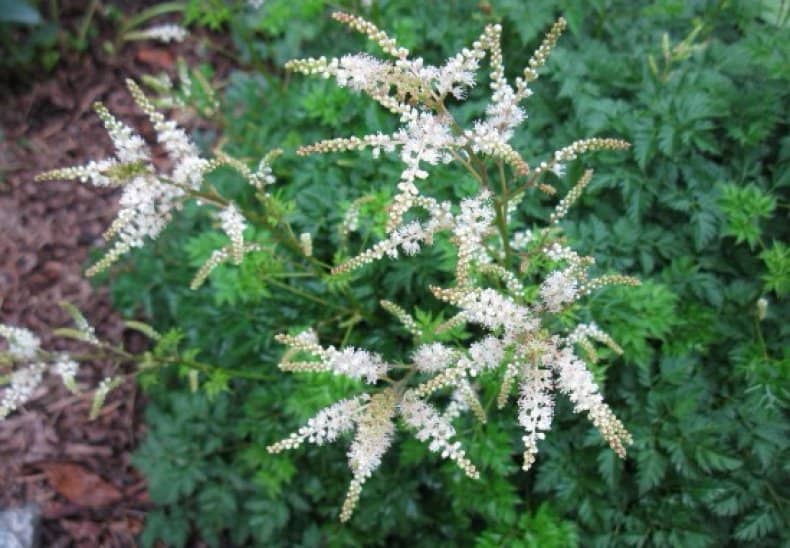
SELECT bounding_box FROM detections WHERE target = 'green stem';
[448,148,484,185]
[161,175,375,325]
[393,366,417,396]
[161,356,274,382]
[77,0,100,45]
[265,277,346,312]
[512,170,545,197]
[496,159,512,263]
[119,1,185,36]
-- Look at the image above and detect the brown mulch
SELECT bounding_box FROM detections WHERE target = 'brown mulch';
[0,4,231,546]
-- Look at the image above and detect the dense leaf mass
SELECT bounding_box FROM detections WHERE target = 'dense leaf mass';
[116,0,788,546]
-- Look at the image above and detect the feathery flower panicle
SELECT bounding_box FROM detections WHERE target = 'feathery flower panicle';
[342,389,397,521]
[0,325,40,360]
[546,344,631,457]
[270,13,638,521]
[478,263,525,295]
[453,190,497,284]
[380,300,422,339]
[213,148,281,191]
[580,273,641,295]
[456,379,487,423]
[135,24,188,43]
[332,196,453,274]
[36,81,206,276]
[466,335,506,376]
[569,323,623,356]
[457,288,537,336]
[267,395,369,453]
[288,13,618,278]
[275,332,388,384]
[53,354,80,394]
[1,363,45,419]
[534,138,630,177]
[190,243,263,290]
[218,203,246,265]
[413,343,458,373]
[400,390,479,478]
[332,12,409,59]
[90,376,123,420]
[1,321,98,419]
[551,169,593,223]
[540,268,580,312]
[518,364,554,470]
[329,348,389,384]
[516,17,568,92]
[37,80,277,282]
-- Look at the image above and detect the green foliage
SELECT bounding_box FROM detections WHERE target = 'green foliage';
[761,242,790,297]
[719,183,776,249]
[112,0,789,546]
[0,2,60,75]
[476,503,578,548]
[184,0,236,30]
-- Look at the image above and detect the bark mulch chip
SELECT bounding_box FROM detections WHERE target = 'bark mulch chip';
[1,8,229,545]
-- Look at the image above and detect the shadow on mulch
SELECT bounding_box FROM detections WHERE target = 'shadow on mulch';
[0,3,232,546]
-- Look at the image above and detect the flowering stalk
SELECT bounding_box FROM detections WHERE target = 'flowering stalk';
[21,10,646,526]
[268,13,641,521]
[1,304,276,422]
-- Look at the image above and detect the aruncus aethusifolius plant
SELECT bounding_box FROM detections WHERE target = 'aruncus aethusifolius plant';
[270,13,638,520]
[6,11,644,524]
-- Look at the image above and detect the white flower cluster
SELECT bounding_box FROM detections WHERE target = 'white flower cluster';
[273,266,632,516]
[539,268,580,313]
[36,80,207,276]
[290,12,631,284]
[328,348,389,384]
[430,281,632,468]
[413,343,457,373]
[400,390,479,478]
[269,382,482,521]
[53,354,80,394]
[136,24,187,43]
[343,389,397,521]
[267,395,369,453]
[517,364,554,470]
[37,80,273,284]
[0,325,40,360]
[1,362,45,419]
[276,332,388,384]
[218,203,246,264]
[288,13,531,237]
[465,335,505,376]
[0,325,83,418]
[457,288,537,336]
[545,344,632,458]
